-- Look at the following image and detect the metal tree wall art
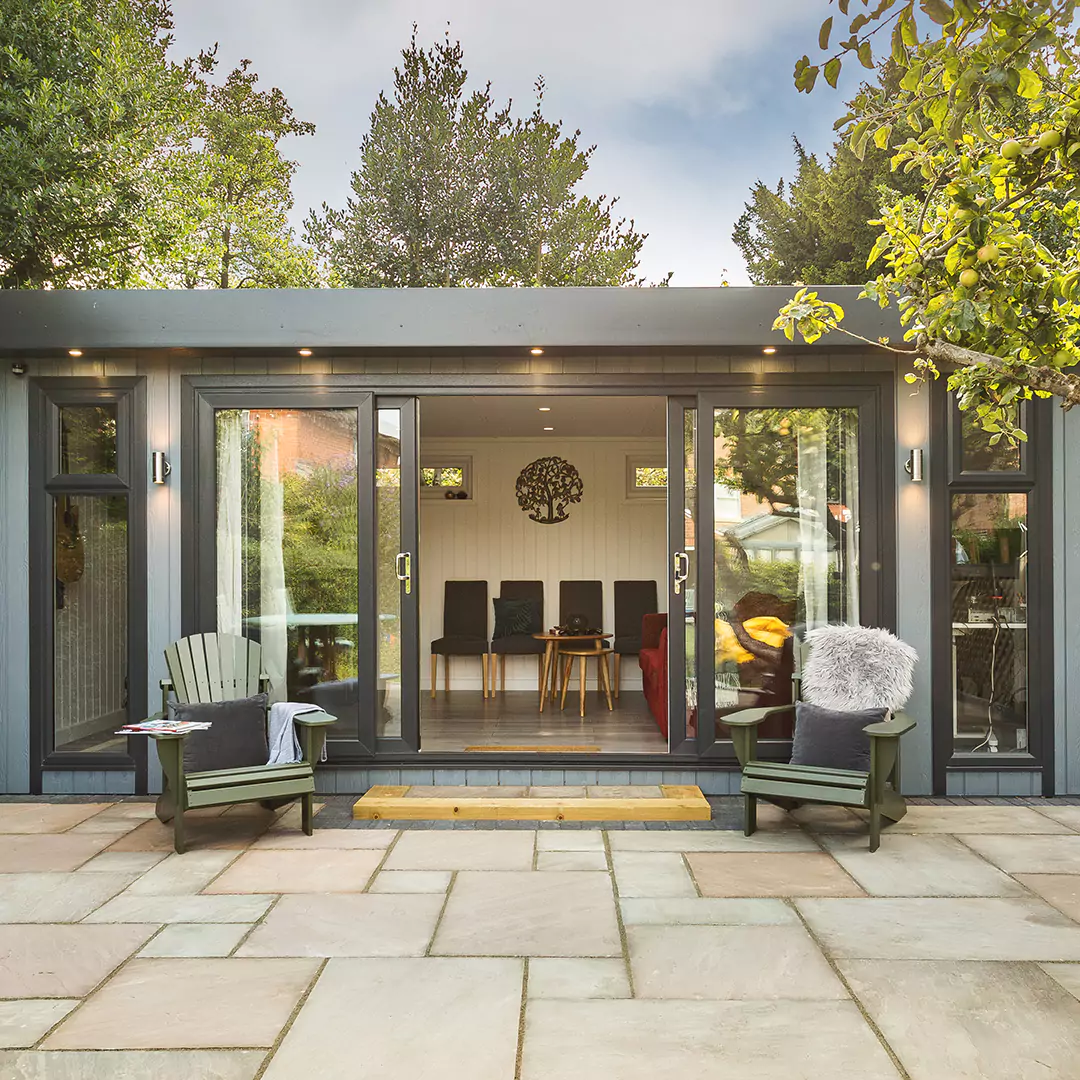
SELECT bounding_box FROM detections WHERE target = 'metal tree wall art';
[516,456,584,524]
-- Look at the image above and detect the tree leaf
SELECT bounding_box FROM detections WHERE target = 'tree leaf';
[819,17,833,51]
[824,57,843,88]
[919,0,954,25]
[850,120,872,160]
[873,123,893,150]
[1016,68,1043,99]
[857,40,874,69]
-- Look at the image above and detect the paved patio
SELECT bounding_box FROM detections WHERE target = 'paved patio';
[2,798,1080,1078]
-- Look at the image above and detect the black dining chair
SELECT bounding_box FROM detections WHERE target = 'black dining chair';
[489,580,545,694]
[613,580,659,699]
[559,580,604,631]
[430,580,490,698]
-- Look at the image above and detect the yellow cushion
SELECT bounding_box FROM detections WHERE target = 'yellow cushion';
[715,616,790,664]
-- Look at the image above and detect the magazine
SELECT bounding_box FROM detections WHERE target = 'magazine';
[116,719,213,735]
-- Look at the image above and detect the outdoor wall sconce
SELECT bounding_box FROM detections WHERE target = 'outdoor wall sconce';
[904,447,924,482]
[151,451,172,485]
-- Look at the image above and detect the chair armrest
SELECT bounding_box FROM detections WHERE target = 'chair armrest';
[641,613,668,651]
[864,712,916,738]
[293,710,337,727]
[159,679,173,692]
[723,704,795,728]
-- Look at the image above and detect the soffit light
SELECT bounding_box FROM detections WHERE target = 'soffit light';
[68,349,83,357]
[298,348,313,357]
[762,346,777,355]
[543,426,554,431]
[530,347,544,355]
[538,407,551,412]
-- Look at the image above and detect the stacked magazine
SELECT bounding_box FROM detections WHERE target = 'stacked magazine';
[115,719,213,735]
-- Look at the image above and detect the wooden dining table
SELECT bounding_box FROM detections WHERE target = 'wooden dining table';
[533,632,612,713]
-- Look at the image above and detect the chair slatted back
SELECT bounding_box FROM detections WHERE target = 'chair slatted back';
[164,633,265,705]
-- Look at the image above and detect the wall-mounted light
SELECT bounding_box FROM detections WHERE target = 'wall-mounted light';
[762,346,777,355]
[538,407,551,412]
[904,447,924,482]
[543,426,554,431]
[10,363,26,376]
[298,348,313,357]
[530,347,544,355]
[151,451,172,485]
[68,349,83,358]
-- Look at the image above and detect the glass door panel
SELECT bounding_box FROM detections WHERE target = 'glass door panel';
[698,400,865,752]
[376,399,420,750]
[213,407,360,740]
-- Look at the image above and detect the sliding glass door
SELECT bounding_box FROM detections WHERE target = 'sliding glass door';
[694,387,891,757]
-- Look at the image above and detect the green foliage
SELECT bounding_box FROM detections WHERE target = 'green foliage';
[140,59,320,288]
[0,0,202,288]
[305,29,655,287]
[780,0,1080,434]
[733,69,924,285]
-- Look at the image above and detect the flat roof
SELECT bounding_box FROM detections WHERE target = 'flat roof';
[0,285,903,354]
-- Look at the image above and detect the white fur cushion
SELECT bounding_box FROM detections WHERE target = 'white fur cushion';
[800,625,917,712]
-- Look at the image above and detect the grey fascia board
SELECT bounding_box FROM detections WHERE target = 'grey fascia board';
[0,285,903,352]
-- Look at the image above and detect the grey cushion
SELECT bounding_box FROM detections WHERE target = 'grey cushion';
[168,693,269,774]
[789,701,888,773]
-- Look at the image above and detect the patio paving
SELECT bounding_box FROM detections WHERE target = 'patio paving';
[1,796,1080,1077]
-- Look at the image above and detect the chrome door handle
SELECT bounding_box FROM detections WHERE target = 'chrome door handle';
[673,551,689,595]
[396,552,412,595]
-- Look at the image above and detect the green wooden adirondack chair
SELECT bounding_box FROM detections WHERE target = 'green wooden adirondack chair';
[726,703,914,851]
[151,633,335,853]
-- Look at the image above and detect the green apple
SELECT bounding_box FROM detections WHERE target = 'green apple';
[977,244,999,263]
[959,268,980,289]
[1000,139,1024,160]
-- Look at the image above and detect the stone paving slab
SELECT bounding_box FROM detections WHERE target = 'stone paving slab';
[0,1000,79,1049]
[432,870,621,956]
[384,830,535,871]
[0,835,115,873]
[528,957,631,999]
[1018,875,1080,921]
[261,958,522,1080]
[841,959,1080,1080]
[688,852,865,897]
[520,1000,901,1079]
[960,834,1080,874]
[0,873,136,923]
[42,958,321,1050]
[0,803,112,834]
[204,850,384,893]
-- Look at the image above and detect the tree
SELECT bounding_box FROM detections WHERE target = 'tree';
[733,69,924,284]
[141,60,319,288]
[305,29,653,287]
[775,0,1080,438]
[0,0,203,288]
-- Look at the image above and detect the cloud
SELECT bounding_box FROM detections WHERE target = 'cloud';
[167,1,853,284]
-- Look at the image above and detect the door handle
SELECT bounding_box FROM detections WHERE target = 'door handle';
[396,552,412,595]
[673,551,689,595]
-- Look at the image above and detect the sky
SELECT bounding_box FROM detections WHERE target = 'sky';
[168,1,869,286]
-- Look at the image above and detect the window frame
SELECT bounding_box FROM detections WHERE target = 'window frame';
[419,455,472,500]
[625,454,668,499]
[27,378,148,791]
[931,384,1053,792]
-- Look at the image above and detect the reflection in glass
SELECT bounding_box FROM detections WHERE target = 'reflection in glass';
[377,410,403,737]
[713,408,860,740]
[215,409,359,739]
[952,492,1029,753]
[59,405,118,474]
[53,495,128,752]
[960,405,1021,472]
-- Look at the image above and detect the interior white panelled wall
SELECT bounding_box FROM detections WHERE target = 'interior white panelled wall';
[420,437,667,691]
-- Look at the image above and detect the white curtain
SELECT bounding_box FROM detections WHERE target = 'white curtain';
[258,429,289,703]
[797,417,830,630]
[215,413,243,636]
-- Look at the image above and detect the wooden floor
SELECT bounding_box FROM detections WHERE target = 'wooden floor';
[419,690,667,753]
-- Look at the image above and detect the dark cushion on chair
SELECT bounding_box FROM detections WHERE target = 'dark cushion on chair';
[789,701,888,773]
[430,635,489,656]
[168,693,269,774]
[613,634,643,655]
[493,597,539,639]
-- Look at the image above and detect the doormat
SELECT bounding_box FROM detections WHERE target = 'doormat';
[352,784,710,822]
[462,744,601,753]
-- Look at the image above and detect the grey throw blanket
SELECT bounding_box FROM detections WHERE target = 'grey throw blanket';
[267,702,326,765]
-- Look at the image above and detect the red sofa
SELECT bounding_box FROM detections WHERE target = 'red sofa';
[638,613,669,736]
